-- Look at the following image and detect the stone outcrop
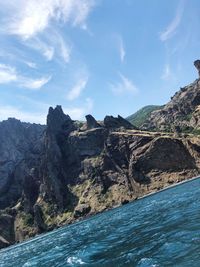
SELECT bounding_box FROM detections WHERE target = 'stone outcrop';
[33,204,46,233]
[74,204,91,218]
[86,115,101,130]
[194,60,200,77]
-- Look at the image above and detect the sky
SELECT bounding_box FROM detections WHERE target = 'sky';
[0,0,200,124]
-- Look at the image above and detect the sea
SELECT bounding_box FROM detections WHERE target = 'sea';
[1,178,200,266]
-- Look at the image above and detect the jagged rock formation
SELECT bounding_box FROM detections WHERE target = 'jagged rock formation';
[194,60,200,77]
[86,115,101,129]
[1,87,200,249]
[142,61,200,132]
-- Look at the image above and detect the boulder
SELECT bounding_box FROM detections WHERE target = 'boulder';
[74,204,91,218]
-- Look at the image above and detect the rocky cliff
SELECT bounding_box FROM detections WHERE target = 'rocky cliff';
[2,62,200,249]
[142,61,200,132]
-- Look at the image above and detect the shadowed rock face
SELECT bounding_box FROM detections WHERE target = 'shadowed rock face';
[0,103,200,249]
[0,118,45,209]
[104,115,136,129]
[0,214,15,248]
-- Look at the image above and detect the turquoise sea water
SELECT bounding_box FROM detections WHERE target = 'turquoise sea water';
[1,178,200,267]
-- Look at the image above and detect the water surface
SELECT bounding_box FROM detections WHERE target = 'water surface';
[1,178,200,266]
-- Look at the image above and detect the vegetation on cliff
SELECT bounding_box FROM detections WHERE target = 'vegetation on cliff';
[126,105,163,128]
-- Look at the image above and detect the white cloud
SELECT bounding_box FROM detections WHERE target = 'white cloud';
[0,105,46,124]
[161,64,172,81]
[63,97,93,120]
[25,61,37,69]
[43,47,55,61]
[24,31,72,63]
[67,76,89,101]
[4,0,95,39]
[110,73,138,95]
[26,38,55,61]
[20,76,51,90]
[118,36,125,63]
[0,63,51,89]
[0,64,17,83]
[160,0,185,42]
[59,37,71,63]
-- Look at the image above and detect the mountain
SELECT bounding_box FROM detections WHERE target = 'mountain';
[1,105,200,249]
[1,61,200,249]
[126,105,163,128]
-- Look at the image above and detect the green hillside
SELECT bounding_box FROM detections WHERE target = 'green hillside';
[127,105,163,128]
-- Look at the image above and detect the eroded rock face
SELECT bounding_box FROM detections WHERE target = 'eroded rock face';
[143,80,200,131]
[129,137,197,183]
[0,119,45,209]
[0,104,200,249]
[143,61,200,132]
[40,106,78,211]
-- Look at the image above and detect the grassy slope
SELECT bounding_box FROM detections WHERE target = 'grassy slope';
[127,105,163,128]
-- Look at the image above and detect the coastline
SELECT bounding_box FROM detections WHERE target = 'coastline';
[138,174,200,201]
[1,174,200,253]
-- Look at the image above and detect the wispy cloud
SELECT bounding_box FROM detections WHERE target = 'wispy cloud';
[52,32,72,63]
[3,0,95,39]
[20,76,51,90]
[118,36,126,63]
[59,37,72,63]
[110,73,138,95]
[0,48,38,69]
[25,61,37,69]
[26,38,55,61]
[0,64,17,83]
[67,75,89,101]
[0,63,51,89]
[160,0,185,42]
[24,31,72,63]
[161,64,173,81]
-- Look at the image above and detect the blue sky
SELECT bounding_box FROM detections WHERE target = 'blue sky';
[0,0,199,124]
